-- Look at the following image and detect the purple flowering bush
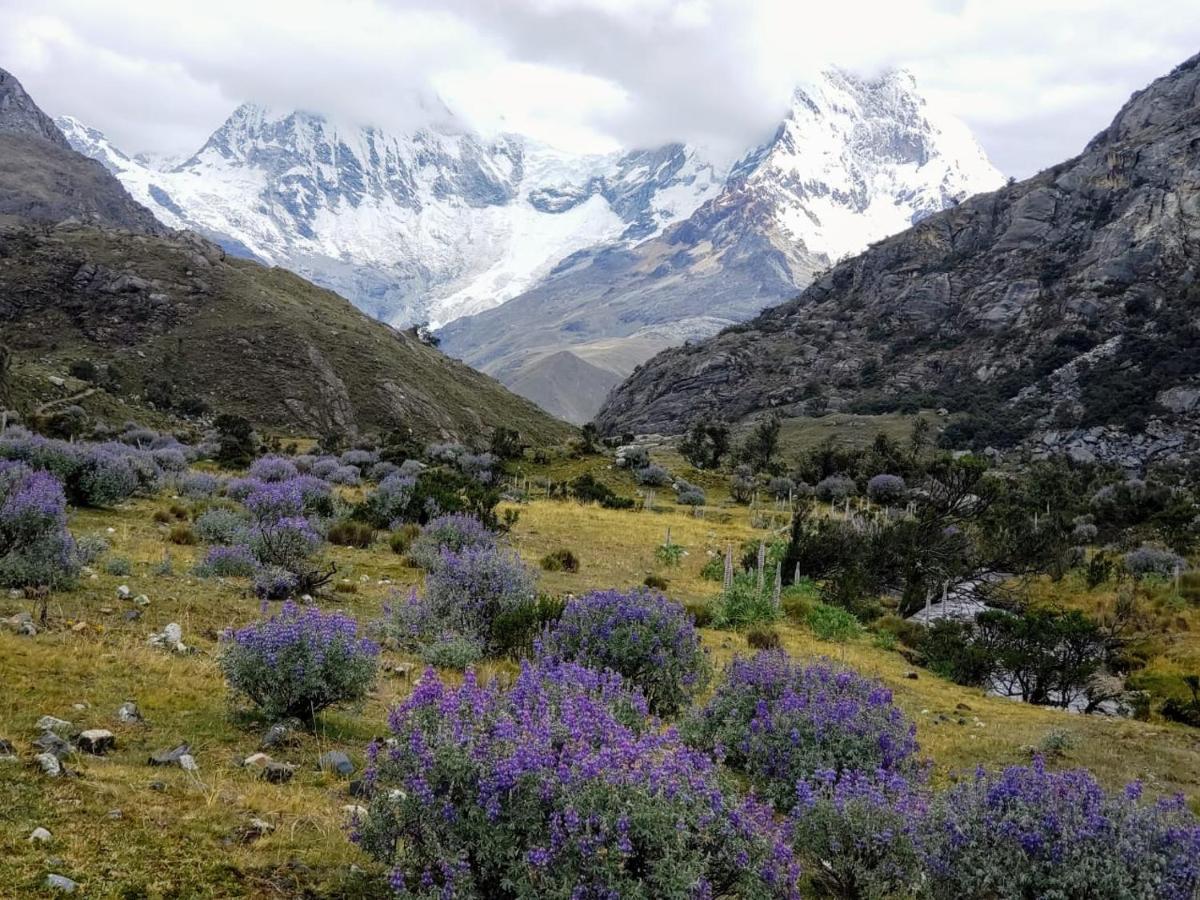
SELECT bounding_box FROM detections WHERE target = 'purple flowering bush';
[194,544,257,578]
[790,768,928,899]
[683,652,919,809]
[407,513,497,570]
[248,454,299,483]
[326,465,361,486]
[253,564,299,600]
[866,474,906,504]
[391,544,535,665]
[220,601,379,721]
[0,464,79,588]
[536,588,711,716]
[354,662,802,899]
[249,516,323,571]
[177,471,221,499]
[359,473,417,528]
[921,759,1200,900]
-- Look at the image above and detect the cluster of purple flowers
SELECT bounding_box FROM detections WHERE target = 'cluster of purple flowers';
[921,759,1200,900]
[790,767,928,898]
[360,472,417,528]
[391,541,535,664]
[407,513,497,570]
[0,462,79,588]
[220,601,379,721]
[354,662,802,899]
[684,652,919,808]
[0,428,183,507]
[248,454,300,483]
[194,544,257,578]
[536,588,711,716]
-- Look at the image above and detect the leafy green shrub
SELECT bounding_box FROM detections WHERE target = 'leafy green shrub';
[807,602,862,643]
[780,580,818,623]
[684,599,714,628]
[700,554,725,581]
[654,541,685,567]
[105,556,132,576]
[491,595,565,659]
[569,473,635,509]
[220,602,378,722]
[711,573,779,629]
[539,548,580,573]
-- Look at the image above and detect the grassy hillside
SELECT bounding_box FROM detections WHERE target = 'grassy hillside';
[2,451,1198,897]
[0,224,574,446]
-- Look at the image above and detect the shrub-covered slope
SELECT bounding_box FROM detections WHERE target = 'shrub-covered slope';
[598,53,1200,467]
[0,224,574,442]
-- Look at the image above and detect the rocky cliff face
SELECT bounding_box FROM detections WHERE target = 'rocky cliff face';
[597,54,1200,469]
[439,68,1002,423]
[0,68,164,234]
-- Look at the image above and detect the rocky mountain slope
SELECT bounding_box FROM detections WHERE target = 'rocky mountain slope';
[0,68,163,234]
[440,69,1003,422]
[57,106,724,326]
[0,69,572,444]
[597,54,1200,468]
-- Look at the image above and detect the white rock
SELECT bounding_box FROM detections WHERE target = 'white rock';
[29,827,52,843]
[133,594,150,607]
[37,716,72,733]
[179,754,199,772]
[116,585,131,599]
[36,752,62,777]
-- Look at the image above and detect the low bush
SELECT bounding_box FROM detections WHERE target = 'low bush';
[248,455,299,483]
[327,519,374,549]
[536,588,711,716]
[389,545,536,662]
[711,572,780,629]
[167,524,197,545]
[193,507,248,545]
[746,626,781,651]
[407,514,497,571]
[683,652,919,809]
[105,556,132,576]
[178,472,220,499]
[654,541,685,567]
[921,760,1200,900]
[815,475,856,502]
[866,473,906,504]
[791,769,928,899]
[0,465,79,589]
[388,523,421,555]
[807,602,862,643]
[354,663,801,899]
[491,595,565,659]
[1124,545,1186,579]
[643,573,670,590]
[194,544,257,578]
[569,472,635,509]
[220,602,379,722]
[253,565,299,601]
[634,464,672,486]
[358,473,416,528]
[539,548,579,572]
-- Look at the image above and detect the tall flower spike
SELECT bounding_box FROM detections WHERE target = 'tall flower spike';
[723,543,734,592]
[773,562,782,609]
[756,541,766,592]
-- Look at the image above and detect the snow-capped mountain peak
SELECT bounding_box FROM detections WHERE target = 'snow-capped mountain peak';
[59,103,723,325]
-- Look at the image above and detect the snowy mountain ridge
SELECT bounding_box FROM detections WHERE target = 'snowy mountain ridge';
[56,106,725,325]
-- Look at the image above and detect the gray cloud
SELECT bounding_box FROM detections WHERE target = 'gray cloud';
[2,0,1198,177]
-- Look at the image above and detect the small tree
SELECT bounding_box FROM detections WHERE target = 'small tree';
[679,419,731,470]
[214,414,258,468]
[739,415,781,473]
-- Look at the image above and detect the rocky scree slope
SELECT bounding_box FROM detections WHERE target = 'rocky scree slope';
[597,53,1200,469]
[439,68,1003,423]
[0,69,572,443]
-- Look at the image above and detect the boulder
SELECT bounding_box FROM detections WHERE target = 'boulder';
[36,715,72,734]
[116,702,143,724]
[317,751,354,777]
[147,743,190,767]
[261,761,296,784]
[78,729,115,755]
[36,752,62,777]
[46,875,78,893]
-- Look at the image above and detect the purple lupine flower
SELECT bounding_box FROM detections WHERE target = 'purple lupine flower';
[220,601,378,721]
[407,514,497,571]
[353,662,802,898]
[536,588,710,716]
[683,651,920,809]
[248,454,300,483]
[920,758,1200,900]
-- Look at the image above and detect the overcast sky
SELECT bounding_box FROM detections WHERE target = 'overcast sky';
[2,0,1198,177]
